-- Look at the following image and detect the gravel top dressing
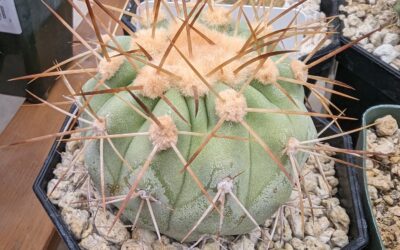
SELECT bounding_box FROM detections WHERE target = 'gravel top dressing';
[366,115,400,249]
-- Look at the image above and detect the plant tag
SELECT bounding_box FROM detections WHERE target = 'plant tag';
[0,0,22,34]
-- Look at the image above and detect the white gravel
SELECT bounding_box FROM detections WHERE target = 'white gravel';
[340,0,400,69]
[366,115,400,249]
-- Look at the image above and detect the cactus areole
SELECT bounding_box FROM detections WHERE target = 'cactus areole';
[83,6,316,242]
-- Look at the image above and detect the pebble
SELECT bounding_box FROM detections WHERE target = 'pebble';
[231,237,254,250]
[131,228,157,245]
[373,44,400,64]
[304,236,330,250]
[47,179,71,204]
[203,242,220,250]
[327,206,350,233]
[94,209,130,245]
[376,115,399,136]
[340,0,400,68]
[291,238,306,250]
[61,207,90,239]
[331,230,349,247]
[152,242,178,250]
[121,240,152,250]
[368,173,393,191]
[80,233,111,250]
[383,33,400,46]
[389,206,400,217]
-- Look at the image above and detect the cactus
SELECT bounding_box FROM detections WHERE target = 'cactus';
[78,3,322,241]
[2,0,380,245]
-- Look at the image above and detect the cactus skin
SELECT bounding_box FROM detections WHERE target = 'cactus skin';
[83,12,316,242]
[395,0,400,18]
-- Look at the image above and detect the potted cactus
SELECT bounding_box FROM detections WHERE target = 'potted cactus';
[1,0,379,249]
[356,105,400,249]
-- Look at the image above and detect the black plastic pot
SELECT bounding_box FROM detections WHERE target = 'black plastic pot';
[33,108,367,249]
[331,38,400,145]
[314,117,368,250]
[355,104,400,250]
[33,106,80,250]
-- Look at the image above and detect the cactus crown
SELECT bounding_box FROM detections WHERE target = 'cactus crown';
[2,0,379,245]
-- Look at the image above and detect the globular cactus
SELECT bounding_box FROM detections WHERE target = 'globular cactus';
[82,3,316,242]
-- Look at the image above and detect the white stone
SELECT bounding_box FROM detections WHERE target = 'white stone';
[122,240,152,250]
[383,33,400,46]
[389,206,400,216]
[368,173,393,191]
[366,159,375,170]
[375,115,399,136]
[331,230,349,247]
[152,242,178,250]
[61,207,90,239]
[291,238,306,250]
[203,242,220,250]
[327,206,350,233]
[327,176,339,187]
[368,185,379,200]
[131,228,157,245]
[231,237,254,250]
[80,234,111,250]
[347,14,363,26]
[343,27,356,38]
[58,190,87,209]
[287,209,304,239]
[304,236,330,250]
[374,138,395,155]
[370,31,384,47]
[318,227,335,244]
[363,43,375,53]
[47,179,71,204]
[373,44,400,64]
[94,209,130,244]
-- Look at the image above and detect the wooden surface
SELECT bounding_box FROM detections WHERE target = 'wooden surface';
[0,0,124,248]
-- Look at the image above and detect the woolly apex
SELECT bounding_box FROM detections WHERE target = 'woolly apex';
[215,89,247,122]
[169,64,214,97]
[290,60,308,82]
[134,28,169,57]
[149,116,178,151]
[255,58,279,84]
[133,66,171,99]
[201,7,231,27]
[131,21,255,98]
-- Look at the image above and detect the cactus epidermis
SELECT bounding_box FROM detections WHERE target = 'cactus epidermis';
[82,6,316,242]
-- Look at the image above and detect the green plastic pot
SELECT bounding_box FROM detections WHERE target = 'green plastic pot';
[356,104,400,250]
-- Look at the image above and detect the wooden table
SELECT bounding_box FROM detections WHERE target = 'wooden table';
[0,0,125,248]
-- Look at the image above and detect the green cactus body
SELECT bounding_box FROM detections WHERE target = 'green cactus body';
[395,0,400,18]
[82,7,316,242]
